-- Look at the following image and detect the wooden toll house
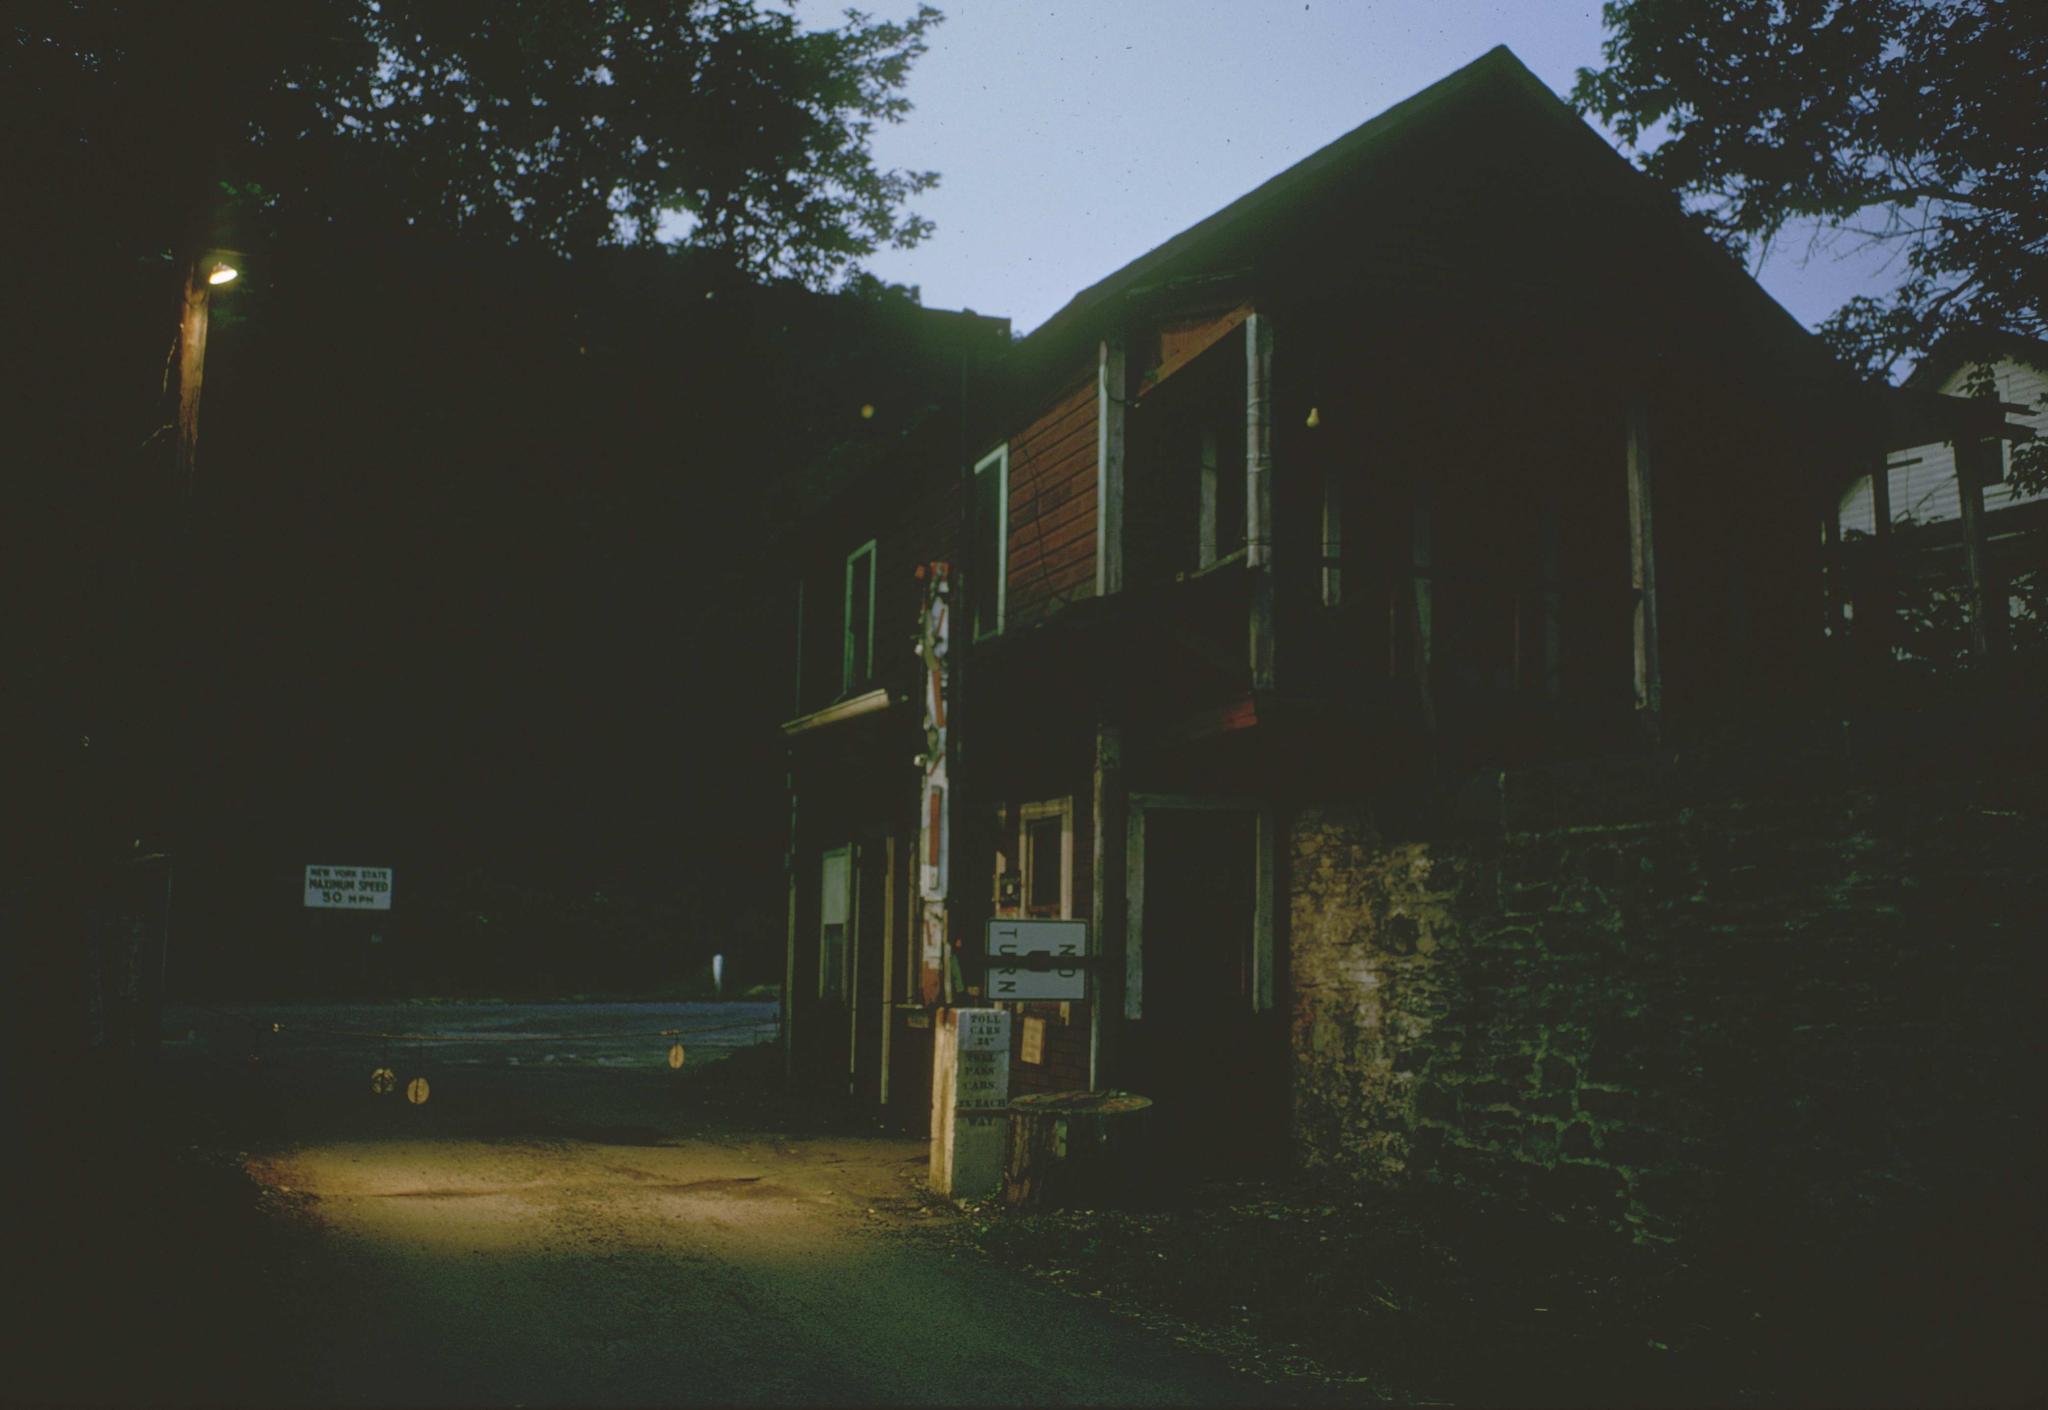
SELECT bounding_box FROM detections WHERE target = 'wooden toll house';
[770,46,2035,1168]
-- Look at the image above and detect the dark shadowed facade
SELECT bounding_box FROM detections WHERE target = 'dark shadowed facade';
[772,47,2042,1238]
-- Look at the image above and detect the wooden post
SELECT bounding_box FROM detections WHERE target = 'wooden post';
[1320,471,1343,608]
[782,777,800,1079]
[1088,723,1126,1090]
[879,834,896,1107]
[1245,313,1276,690]
[1097,337,1127,597]
[1197,427,1221,570]
[172,259,211,497]
[1625,399,1662,741]
[1953,429,2007,658]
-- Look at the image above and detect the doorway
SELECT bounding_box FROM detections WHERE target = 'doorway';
[1128,802,1280,1167]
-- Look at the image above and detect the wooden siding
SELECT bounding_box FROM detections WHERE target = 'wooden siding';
[1840,359,2048,534]
[1005,375,1099,629]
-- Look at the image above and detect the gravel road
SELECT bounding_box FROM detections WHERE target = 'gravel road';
[151,1001,1307,1407]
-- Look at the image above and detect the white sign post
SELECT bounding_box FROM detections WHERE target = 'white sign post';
[929,1007,1011,1198]
[304,865,394,910]
[986,919,1088,1001]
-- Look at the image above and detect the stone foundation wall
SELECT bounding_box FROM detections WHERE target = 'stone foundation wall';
[1288,722,2046,1243]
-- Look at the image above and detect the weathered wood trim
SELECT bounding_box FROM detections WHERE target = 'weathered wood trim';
[1097,338,1127,597]
[1625,399,1662,737]
[1137,301,1255,400]
[779,686,891,737]
[1090,724,1127,1087]
[846,843,861,1087]
[1018,796,1076,920]
[782,782,799,1078]
[1245,314,1274,570]
[1246,313,1275,689]
[843,539,877,691]
[974,446,1008,639]
[879,833,896,1106]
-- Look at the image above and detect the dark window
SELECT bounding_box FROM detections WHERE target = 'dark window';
[1026,814,1063,916]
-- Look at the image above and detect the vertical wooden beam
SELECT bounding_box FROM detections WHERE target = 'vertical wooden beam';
[1088,723,1126,1090]
[879,834,896,1107]
[1252,807,1277,1014]
[1245,314,1275,570]
[173,267,211,497]
[1954,428,2007,657]
[782,776,799,1079]
[1096,337,1127,597]
[1625,399,1662,740]
[1246,314,1276,689]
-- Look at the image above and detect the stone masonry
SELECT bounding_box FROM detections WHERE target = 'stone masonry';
[1288,716,2046,1245]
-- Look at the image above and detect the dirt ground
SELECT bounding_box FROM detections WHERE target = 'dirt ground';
[11,1001,2035,1408]
[7,1002,1336,1408]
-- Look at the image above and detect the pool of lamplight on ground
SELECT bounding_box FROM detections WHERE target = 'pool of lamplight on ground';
[135,999,1321,1408]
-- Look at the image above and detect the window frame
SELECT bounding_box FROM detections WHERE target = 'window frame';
[841,539,877,694]
[971,444,1008,641]
[1017,797,1073,920]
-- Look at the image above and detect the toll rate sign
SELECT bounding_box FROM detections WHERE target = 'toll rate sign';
[304,865,394,910]
[985,919,1088,1001]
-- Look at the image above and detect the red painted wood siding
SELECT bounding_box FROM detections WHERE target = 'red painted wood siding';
[1005,373,1098,629]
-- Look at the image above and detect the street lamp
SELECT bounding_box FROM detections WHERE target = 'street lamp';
[173,246,242,494]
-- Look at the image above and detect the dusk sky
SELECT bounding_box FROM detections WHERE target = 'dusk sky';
[850,0,1899,337]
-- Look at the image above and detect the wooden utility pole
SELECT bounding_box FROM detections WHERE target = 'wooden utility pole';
[173,254,213,497]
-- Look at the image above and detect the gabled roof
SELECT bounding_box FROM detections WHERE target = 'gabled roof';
[1012,44,1844,396]
[1906,331,2048,393]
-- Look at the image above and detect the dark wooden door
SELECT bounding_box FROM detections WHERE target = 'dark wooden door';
[1136,808,1272,1166]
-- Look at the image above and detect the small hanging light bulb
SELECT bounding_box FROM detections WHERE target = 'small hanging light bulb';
[1305,406,1321,429]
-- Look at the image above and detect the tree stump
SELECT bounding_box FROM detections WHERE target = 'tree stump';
[1003,1090,1153,1210]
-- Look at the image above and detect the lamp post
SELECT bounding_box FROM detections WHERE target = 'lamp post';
[172,248,239,497]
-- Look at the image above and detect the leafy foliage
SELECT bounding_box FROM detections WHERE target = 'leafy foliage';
[4,0,941,283]
[1572,0,2046,384]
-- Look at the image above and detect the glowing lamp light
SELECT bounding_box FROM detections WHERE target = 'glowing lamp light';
[1305,406,1321,429]
[206,262,240,287]
[860,403,875,420]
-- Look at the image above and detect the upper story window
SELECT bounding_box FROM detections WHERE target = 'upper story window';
[1019,798,1073,919]
[970,445,1008,640]
[843,539,876,693]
